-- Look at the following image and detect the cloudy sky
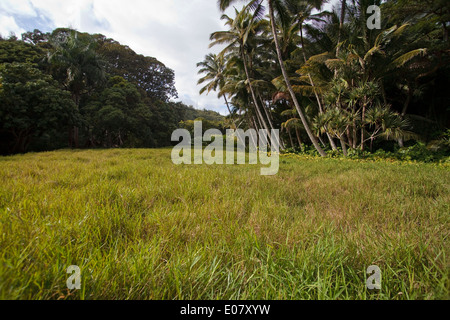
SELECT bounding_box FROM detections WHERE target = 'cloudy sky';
[0,0,337,115]
[0,0,239,114]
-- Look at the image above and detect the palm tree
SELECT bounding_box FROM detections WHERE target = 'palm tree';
[210,8,272,135]
[218,0,327,156]
[197,53,238,127]
[317,108,350,156]
[281,108,305,150]
[210,7,287,150]
[285,0,338,151]
[322,15,427,150]
[48,30,105,148]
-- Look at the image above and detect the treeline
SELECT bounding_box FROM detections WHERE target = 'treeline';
[198,0,450,158]
[0,28,223,155]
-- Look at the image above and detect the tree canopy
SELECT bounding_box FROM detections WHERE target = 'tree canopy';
[0,28,224,154]
[196,0,449,158]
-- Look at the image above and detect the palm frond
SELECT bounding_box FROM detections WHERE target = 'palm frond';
[390,48,427,68]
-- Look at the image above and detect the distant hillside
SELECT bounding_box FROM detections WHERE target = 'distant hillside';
[171,102,225,122]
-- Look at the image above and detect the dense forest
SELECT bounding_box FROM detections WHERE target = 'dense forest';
[1,0,449,160]
[0,28,224,155]
[198,0,449,160]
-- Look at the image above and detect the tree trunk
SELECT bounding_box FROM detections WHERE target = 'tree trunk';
[332,1,347,152]
[340,135,348,157]
[74,126,79,149]
[401,85,412,117]
[68,127,74,149]
[300,23,337,151]
[259,94,280,147]
[336,0,346,59]
[259,94,274,129]
[258,91,285,149]
[443,21,449,43]
[107,130,112,148]
[318,135,326,149]
[72,93,81,149]
[327,133,338,151]
[252,115,259,131]
[251,116,259,147]
[361,100,367,151]
[269,0,327,157]
[241,49,270,134]
[118,130,124,146]
[287,128,294,148]
[255,108,264,133]
[397,86,411,148]
[12,130,26,154]
[224,95,239,129]
[261,95,274,122]
[242,48,284,148]
[346,127,353,149]
[295,127,303,151]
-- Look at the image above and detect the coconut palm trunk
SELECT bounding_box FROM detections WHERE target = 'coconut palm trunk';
[287,128,294,148]
[299,23,337,151]
[259,93,285,149]
[242,48,284,150]
[260,94,274,123]
[241,49,270,134]
[295,127,303,150]
[223,95,240,129]
[268,0,327,157]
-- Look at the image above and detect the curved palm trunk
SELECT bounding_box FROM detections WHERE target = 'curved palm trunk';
[318,135,326,148]
[255,107,264,132]
[269,0,327,157]
[259,93,285,149]
[224,95,239,129]
[223,95,233,119]
[300,24,338,151]
[287,128,294,148]
[295,127,303,150]
[327,133,337,150]
[259,94,274,129]
[251,116,260,147]
[260,95,274,122]
[241,49,270,133]
[241,48,284,150]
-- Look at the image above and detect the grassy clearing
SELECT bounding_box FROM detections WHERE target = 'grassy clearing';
[0,148,448,300]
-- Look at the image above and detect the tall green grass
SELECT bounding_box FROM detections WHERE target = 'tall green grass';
[0,149,448,299]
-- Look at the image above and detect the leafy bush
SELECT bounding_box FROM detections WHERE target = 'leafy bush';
[281,141,450,164]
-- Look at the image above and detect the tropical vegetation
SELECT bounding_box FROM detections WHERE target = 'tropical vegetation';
[198,0,449,160]
[0,29,223,155]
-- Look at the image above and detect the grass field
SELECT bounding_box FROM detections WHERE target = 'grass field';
[0,148,449,300]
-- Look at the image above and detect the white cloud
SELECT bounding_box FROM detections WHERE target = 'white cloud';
[0,0,243,115]
[0,0,37,17]
[0,14,26,37]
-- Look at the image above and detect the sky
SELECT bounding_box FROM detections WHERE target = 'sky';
[0,0,338,115]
